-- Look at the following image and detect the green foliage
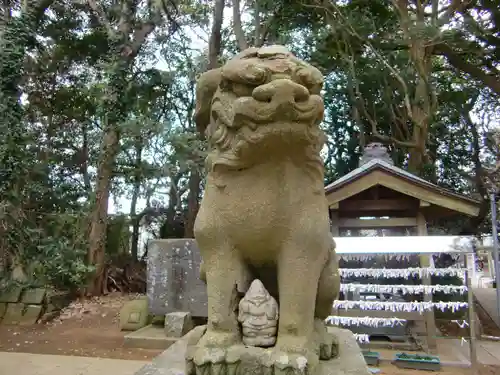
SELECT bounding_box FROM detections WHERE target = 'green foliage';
[33,236,94,292]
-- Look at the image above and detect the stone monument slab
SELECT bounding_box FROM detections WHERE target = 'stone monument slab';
[147,239,207,317]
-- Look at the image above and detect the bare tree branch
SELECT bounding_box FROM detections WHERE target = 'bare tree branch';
[436,44,500,96]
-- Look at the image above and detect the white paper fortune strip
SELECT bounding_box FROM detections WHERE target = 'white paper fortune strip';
[354,334,370,344]
[333,300,468,313]
[339,254,415,262]
[326,315,407,327]
[340,283,467,295]
[339,267,465,279]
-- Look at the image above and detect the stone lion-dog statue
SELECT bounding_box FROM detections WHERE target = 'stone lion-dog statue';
[188,45,341,375]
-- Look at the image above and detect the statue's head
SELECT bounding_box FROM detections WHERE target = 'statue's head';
[194,45,326,172]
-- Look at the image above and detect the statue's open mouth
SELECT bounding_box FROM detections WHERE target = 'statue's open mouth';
[232,93,324,129]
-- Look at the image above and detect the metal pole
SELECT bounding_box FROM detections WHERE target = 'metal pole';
[489,193,500,322]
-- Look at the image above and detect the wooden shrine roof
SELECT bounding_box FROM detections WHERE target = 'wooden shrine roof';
[324,158,481,217]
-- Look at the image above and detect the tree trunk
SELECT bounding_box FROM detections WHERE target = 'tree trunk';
[183,0,225,238]
[459,100,489,234]
[184,170,200,238]
[87,127,119,296]
[129,142,143,261]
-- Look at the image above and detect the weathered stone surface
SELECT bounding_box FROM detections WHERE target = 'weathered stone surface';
[125,325,178,350]
[2,303,25,325]
[0,286,23,303]
[46,290,72,310]
[120,297,149,331]
[134,326,207,375]
[19,304,43,325]
[21,288,47,304]
[147,239,207,317]
[134,326,369,375]
[238,279,278,347]
[164,312,194,338]
[189,45,341,375]
[0,302,7,321]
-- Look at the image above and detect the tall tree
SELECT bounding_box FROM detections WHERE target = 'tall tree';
[85,0,180,295]
[183,0,224,237]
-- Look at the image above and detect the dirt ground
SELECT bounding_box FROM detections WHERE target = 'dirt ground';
[0,293,499,375]
[0,293,161,360]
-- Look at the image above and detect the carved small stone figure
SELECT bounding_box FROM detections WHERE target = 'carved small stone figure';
[238,279,278,347]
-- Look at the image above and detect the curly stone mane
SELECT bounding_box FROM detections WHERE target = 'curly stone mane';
[194,47,326,182]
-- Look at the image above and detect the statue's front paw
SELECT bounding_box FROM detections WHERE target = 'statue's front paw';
[314,319,339,360]
[186,330,241,375]
[271,336,320,375]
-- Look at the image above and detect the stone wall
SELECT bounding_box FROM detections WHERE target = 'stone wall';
[0,287,71,325]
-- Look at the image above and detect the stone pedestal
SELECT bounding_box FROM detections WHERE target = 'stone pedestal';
[134,326,369,375]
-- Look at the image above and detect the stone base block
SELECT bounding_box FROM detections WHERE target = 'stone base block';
[2,303,25,325]
[125,324,179,350]
[0,286,23,303]
[20,305,43,325]
[134,326,369,375]
[2,303,43,325]
[164,312,194,337]
[21,288,47,304]
[120,297,149,331]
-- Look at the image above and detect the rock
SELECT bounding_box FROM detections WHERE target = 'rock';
[21,288,47,304]
[164,312,194,338]
[120,298,149,331]
[2,303,25,325]
[0,286,23,303]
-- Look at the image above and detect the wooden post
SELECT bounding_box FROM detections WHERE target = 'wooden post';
[416,212,438,353]
[330,209,340,237]
[466,253,479,375]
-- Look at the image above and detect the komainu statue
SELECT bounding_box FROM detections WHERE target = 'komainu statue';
[187,45,341,375]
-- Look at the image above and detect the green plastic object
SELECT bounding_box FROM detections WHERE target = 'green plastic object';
[362,350,380,366]
[393,352,441,371]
